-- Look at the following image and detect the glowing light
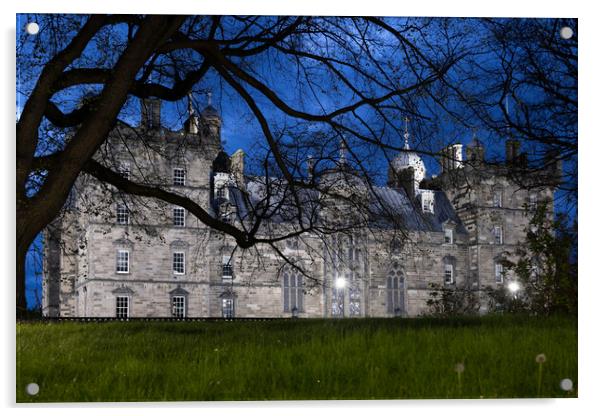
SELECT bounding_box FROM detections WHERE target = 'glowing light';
[335,277,346,289]
[508,281,520,293]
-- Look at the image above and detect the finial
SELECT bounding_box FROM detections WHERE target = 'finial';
[403,116,410,150]
[207,90,212,106]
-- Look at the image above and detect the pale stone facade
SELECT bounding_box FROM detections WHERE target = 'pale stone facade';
[42,99,557,318]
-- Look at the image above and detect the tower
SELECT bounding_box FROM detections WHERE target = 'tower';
[388,117,426,195]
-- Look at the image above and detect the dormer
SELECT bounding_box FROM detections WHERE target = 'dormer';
[419,189,435,214]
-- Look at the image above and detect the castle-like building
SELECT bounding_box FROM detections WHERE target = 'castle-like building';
[42,98,557,318]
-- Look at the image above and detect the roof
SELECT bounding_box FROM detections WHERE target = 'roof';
[222,176,466,233]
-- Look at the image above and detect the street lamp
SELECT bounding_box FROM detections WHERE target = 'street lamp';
[508,281,520,293]
[335,277,346,289]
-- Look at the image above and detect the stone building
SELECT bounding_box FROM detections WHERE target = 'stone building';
[42,99,557,318]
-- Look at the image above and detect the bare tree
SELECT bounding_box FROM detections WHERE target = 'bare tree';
[17,15,467,315]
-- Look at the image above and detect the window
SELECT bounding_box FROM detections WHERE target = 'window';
[222,256,233,279]
[173,207,185,227]
[116,250,129,274]
[386,263,404,315]
[494,226,504,244]
[119,162,131,181]
[116,296,129,318]
[172,296,186,318]
[173,168,186,186]
[173,252,185,275]
[529,193,538,210]
[421,191,434,214]
[283,267,304,313]
[444,228,454,244]
[216,186,227,199]
[443,257,455,285]
[495,262,504,284]
[331,286,345,317]
[493,189,503,208]
[390,238,402,254]
[116,204,129,225]
[222,297,235,318]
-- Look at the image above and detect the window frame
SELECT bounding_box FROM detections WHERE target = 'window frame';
[386,264,404,315]
[493,188,503,208]
[115,296,130,318]
[171,295,186,318]
[444,263,454,285]
[116,204,129,225]
[222,256,233,279]
[173,167,186,186]
[494,225,504,244]
[222,297,235,318]
[116,249,130,274]
[444,228,454,244]
[283,267,304,313]
[173,206,186,228]
[172,251,185,275]
[495,262,504,284]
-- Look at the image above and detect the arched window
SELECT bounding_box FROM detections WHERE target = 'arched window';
[386,263,405,316]
[283,267,304,313]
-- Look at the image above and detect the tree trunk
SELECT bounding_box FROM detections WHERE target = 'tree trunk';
[16,237,29,319]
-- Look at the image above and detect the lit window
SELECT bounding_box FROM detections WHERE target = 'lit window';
[495,262,504,284]
[222,297,235,318]
[116,204,129,225]
[493,189,503,208]
[173,207,186,227]
[444,228,454,244]
[173,252,185,275]
[283,267,304,313]
[222,256,233,279]
[116,250,129,274]
[116,296,129,318]
[173,168,186,186]
[172,295,186,318]
[494,226,504,244]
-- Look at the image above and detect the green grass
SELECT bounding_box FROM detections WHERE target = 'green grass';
[16,315,577,402]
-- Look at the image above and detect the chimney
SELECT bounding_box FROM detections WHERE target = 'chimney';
[140,98,161,129]
[440,144,463,172]
[466,139,484,163]
[307,155,315,181]
[505,139,520,163]
[230,149,245,186]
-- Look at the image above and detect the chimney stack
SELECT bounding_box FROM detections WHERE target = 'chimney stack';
[140,98,161,129]
[505,139,521,164]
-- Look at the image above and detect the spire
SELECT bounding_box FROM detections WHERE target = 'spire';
[187,92,195,117]
[403,116,410,150]
[339,137,348,162]
[184,91,199,134]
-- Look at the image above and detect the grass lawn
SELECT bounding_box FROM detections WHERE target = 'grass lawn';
[16,315,577,402]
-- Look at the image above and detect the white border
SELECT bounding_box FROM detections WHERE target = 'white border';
[3,1,600,415]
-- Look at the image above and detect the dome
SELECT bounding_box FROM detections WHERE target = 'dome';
[391,150,425,173]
